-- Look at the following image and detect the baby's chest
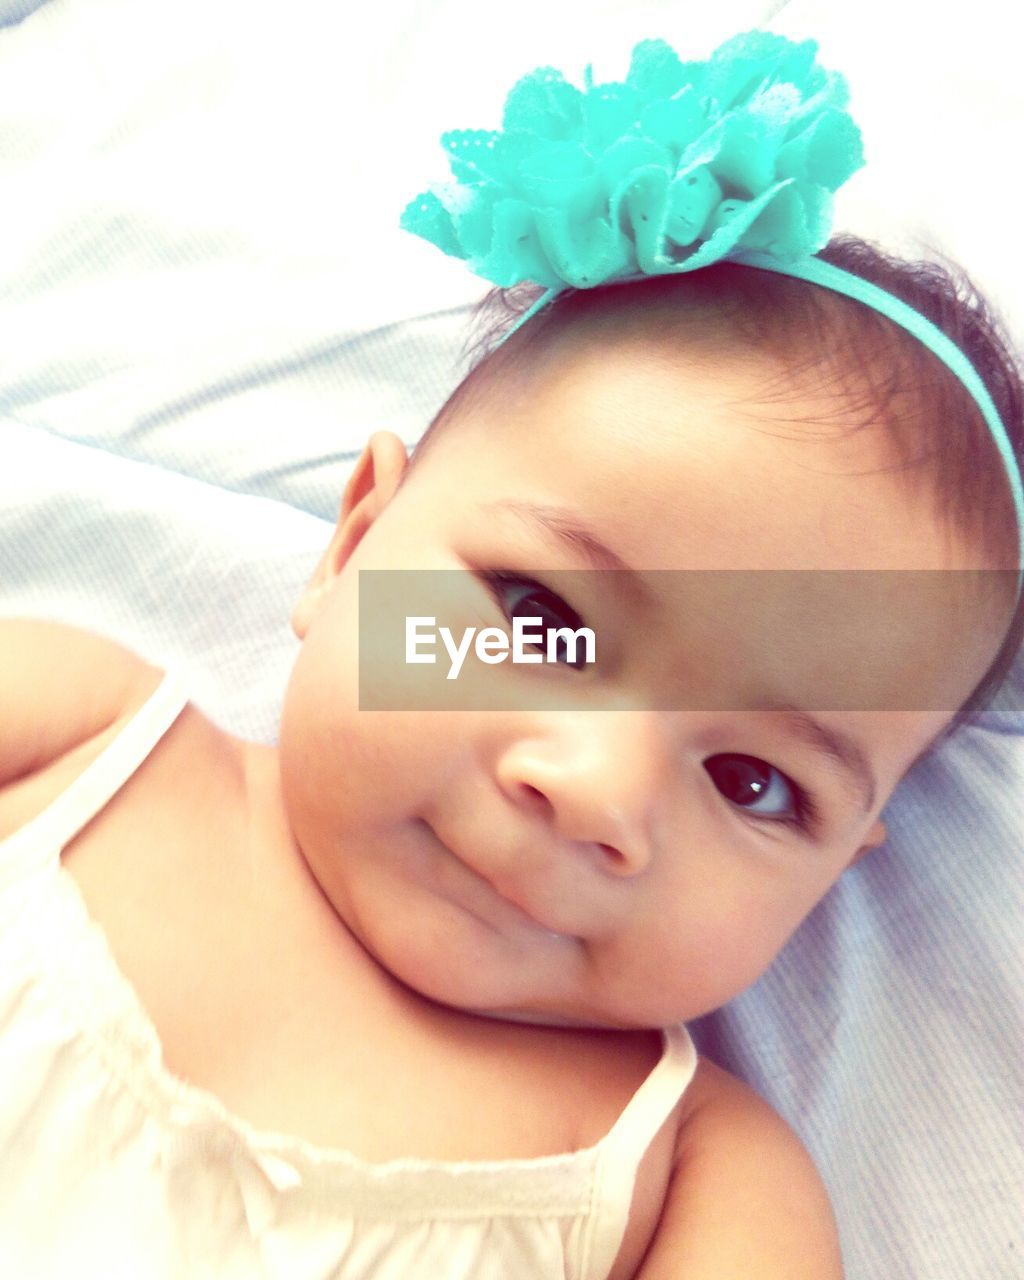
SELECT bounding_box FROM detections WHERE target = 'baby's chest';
[141,909,661,1169]
[160,959,679,1280]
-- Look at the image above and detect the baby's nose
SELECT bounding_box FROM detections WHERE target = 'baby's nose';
[495,712,664,876]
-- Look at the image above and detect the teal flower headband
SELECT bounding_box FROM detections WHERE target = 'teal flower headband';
[401,31,862,288]
[401,30,1024,594]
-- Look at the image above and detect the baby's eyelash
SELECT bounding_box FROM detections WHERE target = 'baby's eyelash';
[770,775,821,835]
[481,569,577,611]
[479,570,588,667]
[706,754,823,837]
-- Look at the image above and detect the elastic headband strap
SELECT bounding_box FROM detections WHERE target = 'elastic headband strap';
[501,258,1024,601]
[735,251,1024,602]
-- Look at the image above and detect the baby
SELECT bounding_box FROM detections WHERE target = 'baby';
[2,31,1023,1280]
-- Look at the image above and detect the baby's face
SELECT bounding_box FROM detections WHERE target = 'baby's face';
[279,337,1007,1029]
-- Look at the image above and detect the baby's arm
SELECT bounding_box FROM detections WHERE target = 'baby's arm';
[635,1058,843,1279]
[0,618,156,789]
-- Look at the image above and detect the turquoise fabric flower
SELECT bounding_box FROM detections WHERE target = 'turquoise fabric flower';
[401,31,864,289]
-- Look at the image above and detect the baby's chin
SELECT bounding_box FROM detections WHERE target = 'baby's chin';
[340,892,686,1032]
[465,1006,657,1032]
[381,948,646,1031]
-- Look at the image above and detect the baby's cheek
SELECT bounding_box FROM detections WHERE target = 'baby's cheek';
[665,889,804,1017]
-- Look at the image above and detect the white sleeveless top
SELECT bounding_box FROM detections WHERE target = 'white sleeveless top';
[0,673,698,1280]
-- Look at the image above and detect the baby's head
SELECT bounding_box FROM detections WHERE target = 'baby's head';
[278,234,1023,1031]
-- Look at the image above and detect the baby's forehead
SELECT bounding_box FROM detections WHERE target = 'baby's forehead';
[418,283,1000,584]
[452,333,876,503]
[470,302,871,448]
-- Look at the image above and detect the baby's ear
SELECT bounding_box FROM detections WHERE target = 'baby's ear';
[292,432,409,638]
[848,818,887,867]
[338,431,410,528]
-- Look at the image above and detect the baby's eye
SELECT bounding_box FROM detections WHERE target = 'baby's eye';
[481,571,589,670]
[704,754,819,834]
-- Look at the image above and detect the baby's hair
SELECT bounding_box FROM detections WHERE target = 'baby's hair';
[409,234,1024,747]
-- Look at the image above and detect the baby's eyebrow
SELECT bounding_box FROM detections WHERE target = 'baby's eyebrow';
[481,500,637,575]
[480,499,878,816]
[761,704,878,816]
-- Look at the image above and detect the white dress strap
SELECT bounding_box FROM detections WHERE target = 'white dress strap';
[582,1023,699,1280]
[0,671,189,885]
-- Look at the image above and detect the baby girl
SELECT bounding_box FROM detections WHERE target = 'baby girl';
[1,30,1021,1280]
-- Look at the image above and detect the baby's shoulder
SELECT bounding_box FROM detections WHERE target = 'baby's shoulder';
[634,1057,843,1278]
[0,618,160,800]
[0,618,233,849]
[672,1056,829,1188]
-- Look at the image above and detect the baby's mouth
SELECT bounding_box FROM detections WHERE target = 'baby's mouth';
[420,819,571,940]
